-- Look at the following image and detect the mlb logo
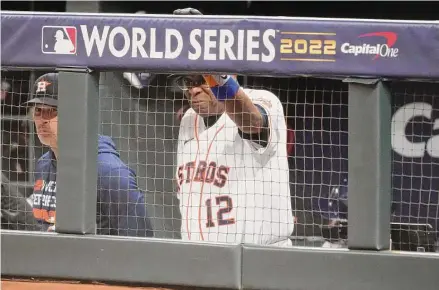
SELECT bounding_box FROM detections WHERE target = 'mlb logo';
[41,26,77,55]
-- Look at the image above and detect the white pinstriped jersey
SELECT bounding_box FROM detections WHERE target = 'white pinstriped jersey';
[176,89,294,246]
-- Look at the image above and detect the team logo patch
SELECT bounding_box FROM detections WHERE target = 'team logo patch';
[41,26,77,55]
[36,80,51,93]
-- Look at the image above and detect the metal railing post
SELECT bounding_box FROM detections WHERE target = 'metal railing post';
[346,79,392,250]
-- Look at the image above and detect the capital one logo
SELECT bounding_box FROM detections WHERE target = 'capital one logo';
[392,102,439,158]
[341,31,399,60]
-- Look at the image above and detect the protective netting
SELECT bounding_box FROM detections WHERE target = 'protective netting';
[97,72,181,238]
[390,80,439,252]
[2,69,438,251]
[97,73,346,245]
[1,70,45,231]
[245,76,349,248]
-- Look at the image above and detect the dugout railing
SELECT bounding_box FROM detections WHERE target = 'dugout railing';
[1,11,439,290]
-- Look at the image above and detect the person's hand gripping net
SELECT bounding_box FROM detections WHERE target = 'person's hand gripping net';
[173,7,240,101]
[173,7,203,15]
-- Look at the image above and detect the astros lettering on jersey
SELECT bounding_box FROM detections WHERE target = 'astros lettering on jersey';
[176,88,294,246]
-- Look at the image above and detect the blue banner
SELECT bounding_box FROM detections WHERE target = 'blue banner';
[1,11,439,78]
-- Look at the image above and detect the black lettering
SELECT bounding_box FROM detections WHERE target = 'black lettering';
[216,196,235,226]
[177,165,184,190]
[194,161,207,182]
[185,161,195,183]
[214,166,230,188]
[205,161,217,183]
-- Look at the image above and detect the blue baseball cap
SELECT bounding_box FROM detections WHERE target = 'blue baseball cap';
[25,73,58,107]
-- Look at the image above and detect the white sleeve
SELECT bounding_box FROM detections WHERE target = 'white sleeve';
[243,89,294,246]
[247,89,287,156]
[175,110,195,190]
[176,109,196,154]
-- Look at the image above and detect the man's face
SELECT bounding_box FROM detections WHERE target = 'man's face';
[179,75,224,117]
[32,105,58,148]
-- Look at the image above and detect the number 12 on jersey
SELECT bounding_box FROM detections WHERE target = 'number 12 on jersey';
[205,195,235,228]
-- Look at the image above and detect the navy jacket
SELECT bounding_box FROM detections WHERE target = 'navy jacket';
[32,135,153,237]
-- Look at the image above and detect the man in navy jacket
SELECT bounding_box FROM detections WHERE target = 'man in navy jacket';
[26,72,153,237]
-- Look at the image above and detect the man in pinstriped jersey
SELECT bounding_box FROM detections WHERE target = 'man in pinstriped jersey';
[173,8,294,246]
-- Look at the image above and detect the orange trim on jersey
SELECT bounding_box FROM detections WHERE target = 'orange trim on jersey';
[185,114,201,240]
[194,114,200,143]
[198,124,225,241]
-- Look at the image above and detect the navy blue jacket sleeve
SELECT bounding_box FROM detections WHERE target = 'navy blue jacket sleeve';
[97,165,153,237]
